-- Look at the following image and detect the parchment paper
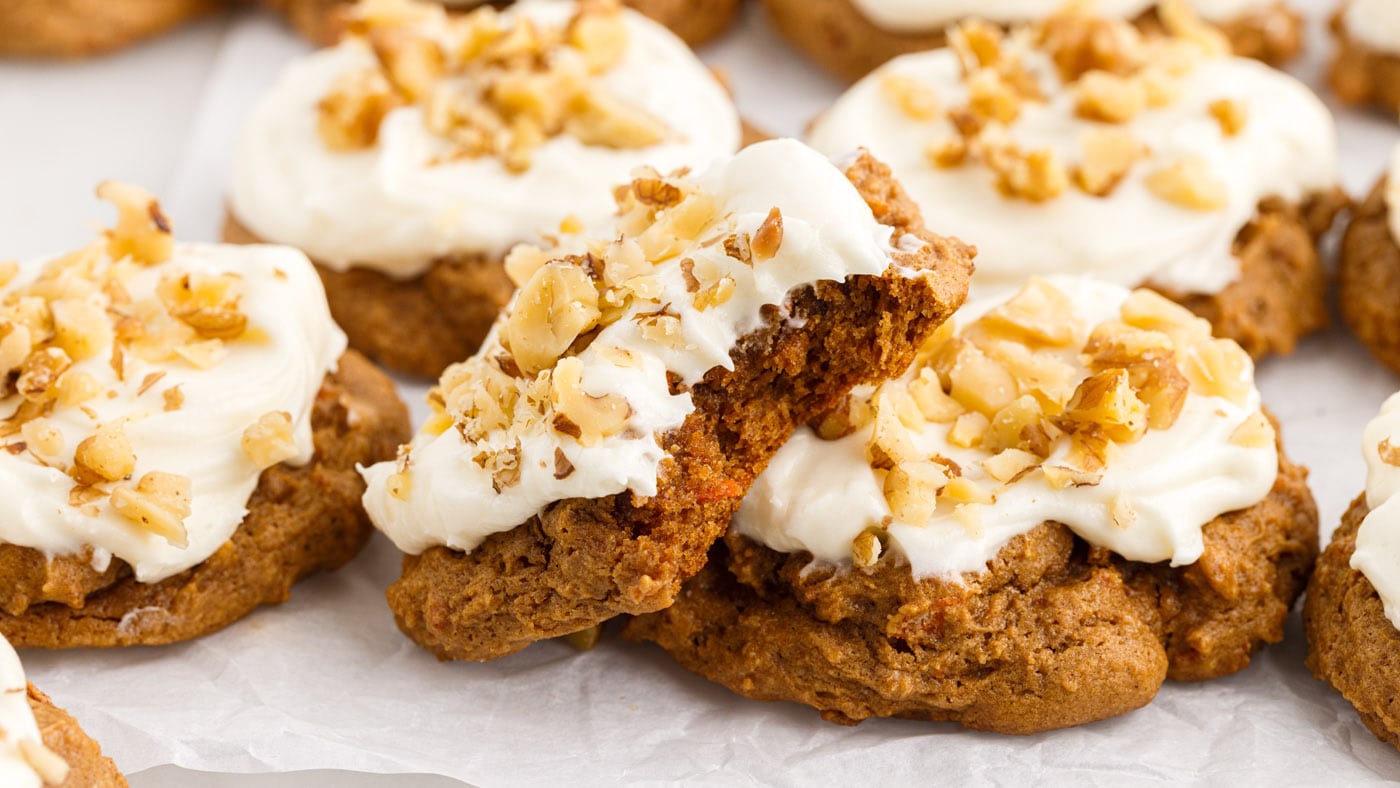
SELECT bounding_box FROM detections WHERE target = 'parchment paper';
[3,1,1400,783]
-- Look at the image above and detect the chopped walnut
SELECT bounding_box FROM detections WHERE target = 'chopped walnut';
[550,356,630,446]
[1144,156,1228,211]
[1380,438,1400,467]
[157,272,249,340]
[751,208,784,262]
[880,74,940,121]
[1074,127,1148,197]
[110,472,193,548]
[97,181,173,266]
[241,411,298,470]
[1230,411,1274,449]
[883,461,948,527]
[73,421,136,484]
[1208,98,1248,137]
[851,527,886,569]
[318,67,406,150]
[1074,70,1146,124]
[986,144,1068,202]
[505,261,602,375]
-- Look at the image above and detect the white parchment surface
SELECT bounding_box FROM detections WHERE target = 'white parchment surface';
[3,1,1400,784]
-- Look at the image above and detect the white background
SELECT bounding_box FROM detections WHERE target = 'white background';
[2,1,1400,785]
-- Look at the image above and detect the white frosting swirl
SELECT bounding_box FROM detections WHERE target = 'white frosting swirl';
[229,0,741,278]
[1344,0,1400,56]
[0,243,346,583]
[807,45,1336,299]
[363,139,920,555]
[846,0,1278,33]
[735,277,1279,578]
[0,636,50,788]
[1352,392,1400,630]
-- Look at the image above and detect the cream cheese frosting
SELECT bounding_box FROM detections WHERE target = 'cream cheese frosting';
[0,186,346,583]
[735,277,1279,578]
[806,13,1337,299]
[229,0,742,278]
[1352,393,1400,630]
[362,138,923,555]
[1344,0,1400,56]
[846,0,1279,34]
[0,636,67,788]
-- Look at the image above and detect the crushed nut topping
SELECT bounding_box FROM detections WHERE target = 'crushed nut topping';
[880,4,1238,207]
[816,279,1262,531]
[407,165,790,495]
[318,0,669,173]
[0,182,268,548]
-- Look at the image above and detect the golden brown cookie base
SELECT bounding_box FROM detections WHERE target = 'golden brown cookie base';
[0,351,410,648]
[1329,21,1400,116]
[386,154,974,663]
[1304,496,1400,751]
[0,0,221,58]
[223,214,513,379]
[27,685,128,787]
[1158,191,1346,361]
[627,425,1317,733]
[264,0,741,48]
[1339,179,1400,374]
[762,0,1301,82]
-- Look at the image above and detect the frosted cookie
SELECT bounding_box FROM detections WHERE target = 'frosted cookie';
[226,0,743,376]
[627,277,1318,733]
[763,0,1304,81]
[1338,147,1400,374]
[2,635,126,787]
[1329,0,1400,116]
[0,183,409,649]
[360,139,974,662]
[1305,395,1400,751]
[807,7,1343,360]
[264,0,742,49]
[0,0,221,58]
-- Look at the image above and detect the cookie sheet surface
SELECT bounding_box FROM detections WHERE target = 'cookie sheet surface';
[3,0,1400,784]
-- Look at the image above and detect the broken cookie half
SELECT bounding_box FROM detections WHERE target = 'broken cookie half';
[361,138,974,661]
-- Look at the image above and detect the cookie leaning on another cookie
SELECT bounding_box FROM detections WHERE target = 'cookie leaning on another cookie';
[0,183,409,649]
[1305,395,1400,751]
[806,5,1344,360]
[3,635,126,787]
[763,0,1304,82]
[226,0,744,377]
[360,139,973,662]
[628,277,1318,733]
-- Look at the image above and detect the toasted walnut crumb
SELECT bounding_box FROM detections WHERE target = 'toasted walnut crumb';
[1158,0,1231,57]
[966,69,1022,124]
[158,272,249,340]
[987,145,1068,202]
[941,476,994,505]
[110,472,192,548]
[505,261,601,375]
[1074,70,1146,124]
[1074,127,1148,197]
[948,343,1018,417]
[1208,98,1248,137]
[0,261,17,288]
[982,448,1041,483]
[162,385,186,412]
[1043,463,1104,489]
[1380,438,1400,467]
[50,299,113,362]
[387,469,413,500]
[851,526,887,569]
[18,348,73,402]
[926,137,969,169]
[1110,493,1137,529]
[751,208,784,262]
[553,446,576,479]
[97,181,174,266]
[55,371,104,407]
[883,461,948,527]
[1056,369,1148,444]
[693,274,736,311]
[241,411,298,470]
[551,356,629,446]
[0,321,33,374]
[948,411,991,448]
[949,18,1004,73]
[880,73,939,120]
[1144,156,1227,211]
[1183,338,1251,405]
[1230,411,1274,449]
[17,739,69,787]
[73,421,136,484]
[20,419,64,458]
[318,68,404,151]
[568,1,628,73]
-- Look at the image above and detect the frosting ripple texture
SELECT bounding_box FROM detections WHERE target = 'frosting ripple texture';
[230,0,742,277]
[735,277,1279,578]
